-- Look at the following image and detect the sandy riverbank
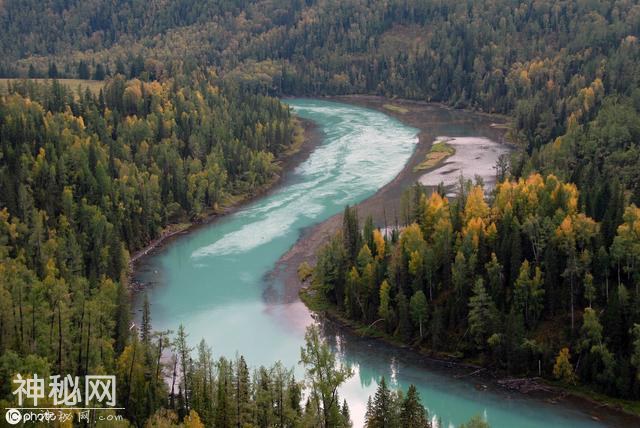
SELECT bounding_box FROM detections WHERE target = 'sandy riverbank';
[128,117,323,276]
[273,95,510,300]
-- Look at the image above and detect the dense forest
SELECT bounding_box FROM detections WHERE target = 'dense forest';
[4,1,639,216]
[1,0,640,425]
[0,68,472,428]
[309,176,640,399]
[0,75,299,422]
[0,74,294,356]
[3,0,640,203]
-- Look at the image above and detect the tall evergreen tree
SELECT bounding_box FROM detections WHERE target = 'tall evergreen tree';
[366,377,394,428]
[48,62,58,78]
[400,385,429,428]
[173,324,193,413]
[468,279,496,351]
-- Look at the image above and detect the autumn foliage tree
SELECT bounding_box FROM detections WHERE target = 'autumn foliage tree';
[311,174,640,399]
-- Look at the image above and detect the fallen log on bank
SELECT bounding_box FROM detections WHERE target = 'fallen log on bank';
[497,377,554,394]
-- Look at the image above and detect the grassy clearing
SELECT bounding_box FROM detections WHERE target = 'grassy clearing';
[383,103,409,114]
[0,78,105,95]
[413,140,455,172]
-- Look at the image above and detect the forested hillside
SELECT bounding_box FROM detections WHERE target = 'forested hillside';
[4,0,640,203]
[2,0,640,424]
[0,74,301,421]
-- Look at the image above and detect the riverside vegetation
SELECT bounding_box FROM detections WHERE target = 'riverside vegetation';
[307,176,640,408]
[0,65,484,428]
[1,0,640,425]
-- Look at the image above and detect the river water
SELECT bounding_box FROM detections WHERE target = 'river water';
[134,99,606,427]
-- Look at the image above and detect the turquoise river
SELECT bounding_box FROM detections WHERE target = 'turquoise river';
[135,99,612,428]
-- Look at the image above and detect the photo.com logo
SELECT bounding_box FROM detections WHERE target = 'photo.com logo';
[5,408,21,425]
[4,373,123,424]
[4,407,124,424]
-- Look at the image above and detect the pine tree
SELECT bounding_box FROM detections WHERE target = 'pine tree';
[341,398,353,427]
[115,59,126,76]
[366,377,392,428]
[509,220,523,288]
[93,63,106,80]
[468,279,496,351]
[343,205,360,262]
[235,355,252,427]
[485,253,504,308]
[272,362,293,428]
[48,62,58,78]
[191,340,214,424]
[363,215,375,251]
[630,324,640,381]
[396,291,413,341]
[215,357,233,427]
[115,281,130,353]
[77,61,90,79]
[173,324,193,413]
[365,397,374,425]
[288,375,303,423]
[255,366,274,427]
[141,294,152,347]
[400,385,429,427]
